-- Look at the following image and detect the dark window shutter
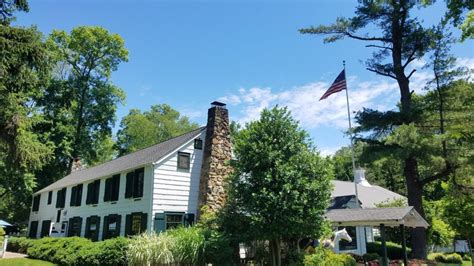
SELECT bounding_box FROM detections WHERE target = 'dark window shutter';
[104,178,112,202]
[32,195,40,212]
[70,186,77,206]
[93,180,100,204]
[86,183,92,204]
[61,188,66,208]
[92,216,100,241]
[68,217,74,236]
[141,212,148,233]
[56,190,60,208]
[153,213,165,233]
[125,214,132,236]
[47,191,52,205]
[29,221,38,238]
[135,168,144,198]
[102,215,109,240]
[115,215,122,237]
[125,172,133,198]
[85,217,91,239]
[184,213,195,227]
[111,174,120,201]
[76,184,83,206]
[40,220,51,238]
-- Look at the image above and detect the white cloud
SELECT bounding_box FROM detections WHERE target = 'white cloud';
[222,78,398,129]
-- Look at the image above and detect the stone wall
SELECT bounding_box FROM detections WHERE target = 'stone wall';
[197,105,232,218]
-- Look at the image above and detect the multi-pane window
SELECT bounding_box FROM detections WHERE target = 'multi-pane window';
[166,213,184,230]
[194,138,203,149]
[47,191,52,205]
[86,180,100,205]
[104,174,120,202]
[125,212,147,236]
[70,184,83,207]
[32,195,40,212]
[29,221,38,238]
[68,216,83,237]
[125,168,144,199]
[40,220,51,238]
[85,216,100,241]
[177,152,190,169]
[154,212,194,233]
[56,188,66,208]
[102,214,121,240]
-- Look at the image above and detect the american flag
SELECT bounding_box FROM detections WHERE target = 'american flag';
[319,69,347,100]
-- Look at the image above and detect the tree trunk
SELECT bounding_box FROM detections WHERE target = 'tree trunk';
[404,156,427,259]
[269,239,281,266]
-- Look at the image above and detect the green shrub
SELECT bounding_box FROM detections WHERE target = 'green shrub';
[202,229,234,264]
[444,253,463,263]
[366,241,411,259]
[304,247,356,266]
[428,252,463,264]
[363,253,380,262]
[428,252,445,262]
[26,237,128,266]
[463,253,471,261]
[0,227,5,236]
[5,237,31,253]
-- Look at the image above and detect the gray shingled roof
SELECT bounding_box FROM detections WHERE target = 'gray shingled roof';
[325,207,429,228]
[35,127,206,195]
[331,180,405,208]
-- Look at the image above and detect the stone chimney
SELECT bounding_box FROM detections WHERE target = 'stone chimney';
[197,101,232,218]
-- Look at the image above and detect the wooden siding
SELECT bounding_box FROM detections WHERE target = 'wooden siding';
[27,165,154,240]
[151,130,205,223]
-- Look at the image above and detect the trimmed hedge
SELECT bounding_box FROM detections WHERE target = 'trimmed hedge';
[428,252,463,264]
[366,241,411,260]
[304,247,357,266]
[7,236,128,266]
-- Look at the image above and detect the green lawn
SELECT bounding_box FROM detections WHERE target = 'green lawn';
[438,261,472,266]
[0,258,55,266]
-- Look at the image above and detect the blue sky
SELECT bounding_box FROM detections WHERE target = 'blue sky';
[15,0,473,155]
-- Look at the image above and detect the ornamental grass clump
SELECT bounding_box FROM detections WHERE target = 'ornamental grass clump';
[128,227,205,265]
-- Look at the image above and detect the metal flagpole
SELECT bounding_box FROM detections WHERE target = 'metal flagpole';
[343,60,361,208]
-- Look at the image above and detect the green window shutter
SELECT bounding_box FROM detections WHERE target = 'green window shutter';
[125,172,134,198]
[154,213,165,233]
[93,180,100,204]
[141,212,148,233]
[85,217,91,239]
[70,186,77,206]
[76,184,83,206]
[125,214,132,236]
[135,168,144,198]
[104,178,112,202]
[77,217,82,237]
[102,215,109,240]
[111,174,120,201]
[68,218,74,237]
[47,191,52,205]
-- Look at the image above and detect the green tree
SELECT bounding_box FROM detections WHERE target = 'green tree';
[116,104,199,156]
[299,1,456,257]
[0,0,28,24]
[0,24,53,222]
[35,26,127,186]
[227,107,333,266]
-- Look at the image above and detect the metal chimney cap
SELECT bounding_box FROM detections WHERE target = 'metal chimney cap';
[211,101,226,107]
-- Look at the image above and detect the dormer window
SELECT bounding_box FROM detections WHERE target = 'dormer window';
[177,152,190,170]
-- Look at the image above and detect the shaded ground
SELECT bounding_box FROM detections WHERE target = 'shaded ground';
[2,251,27,259]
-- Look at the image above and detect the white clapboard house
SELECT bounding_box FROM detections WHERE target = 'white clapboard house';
[28,102,404,256]
[28,101,232,241]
